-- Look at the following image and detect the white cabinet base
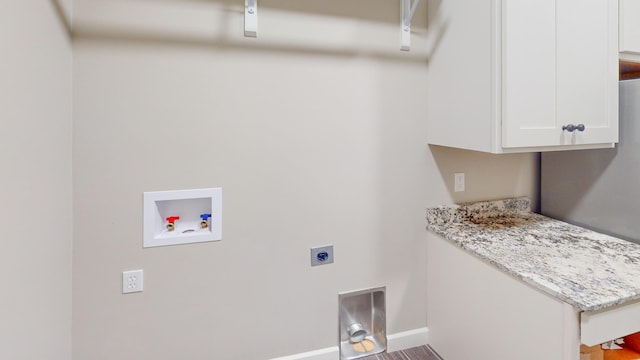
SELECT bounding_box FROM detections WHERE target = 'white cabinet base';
[427,232,580,360]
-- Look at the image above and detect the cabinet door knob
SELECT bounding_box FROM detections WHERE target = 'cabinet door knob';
[562,124,586,132]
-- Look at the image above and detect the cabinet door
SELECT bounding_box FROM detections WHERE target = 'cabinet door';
[556,0,618,146]
[621,0,640,54]
[502,0,618,149]
[501,0,557,148]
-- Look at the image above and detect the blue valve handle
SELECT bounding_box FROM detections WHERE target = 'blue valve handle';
[200,213,212,220]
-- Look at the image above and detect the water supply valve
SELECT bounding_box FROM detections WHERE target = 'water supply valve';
[166,216,180,232]
[200,213,212,229]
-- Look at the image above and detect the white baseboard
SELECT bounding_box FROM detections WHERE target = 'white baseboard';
[269,346,339,360]
[386,327,430,353]
[269,327,429,360]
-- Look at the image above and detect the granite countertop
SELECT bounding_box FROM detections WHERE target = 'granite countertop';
[426,197,640,312]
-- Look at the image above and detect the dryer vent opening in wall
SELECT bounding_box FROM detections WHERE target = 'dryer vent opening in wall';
[339,287,387,360]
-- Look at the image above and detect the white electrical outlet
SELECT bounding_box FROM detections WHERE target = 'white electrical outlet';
[454,173,465,192]
[122,269,144,294]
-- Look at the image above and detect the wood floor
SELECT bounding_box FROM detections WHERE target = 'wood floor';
[359,345,442,360]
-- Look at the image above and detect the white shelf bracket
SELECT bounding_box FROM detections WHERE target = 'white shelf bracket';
[245,0,257,38]
[401,0,420,51]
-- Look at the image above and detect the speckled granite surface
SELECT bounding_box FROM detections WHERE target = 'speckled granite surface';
[426,197,640,312]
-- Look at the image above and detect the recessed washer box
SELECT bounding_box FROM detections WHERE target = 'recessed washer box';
[143,188,222,248]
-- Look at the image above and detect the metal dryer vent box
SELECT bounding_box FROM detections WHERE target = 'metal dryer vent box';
[338,287,387,360]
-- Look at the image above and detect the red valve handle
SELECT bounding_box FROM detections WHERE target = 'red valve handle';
[166,216,180,223]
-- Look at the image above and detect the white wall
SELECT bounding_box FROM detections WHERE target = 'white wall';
[71,1,538,359]
[0,1,73,360]
[432,146,540,210]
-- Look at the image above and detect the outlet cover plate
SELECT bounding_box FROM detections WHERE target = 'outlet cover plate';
[122,269,144,294]
[454,173,465,192]
[311,245,334,266]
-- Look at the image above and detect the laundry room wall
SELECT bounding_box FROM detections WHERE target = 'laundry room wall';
[72,1,538,359]
[0,1,73,359]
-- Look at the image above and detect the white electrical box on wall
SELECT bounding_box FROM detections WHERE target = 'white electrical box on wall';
[143,188,222,248]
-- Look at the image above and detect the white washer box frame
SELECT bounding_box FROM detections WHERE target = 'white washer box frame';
[143,188,222,248]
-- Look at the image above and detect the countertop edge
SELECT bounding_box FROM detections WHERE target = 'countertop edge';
[426,227,620,312]
[426,198,640,313]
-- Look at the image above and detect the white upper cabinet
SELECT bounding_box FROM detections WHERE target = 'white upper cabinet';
[426,0,619,154]
[620,0,640,61]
